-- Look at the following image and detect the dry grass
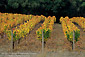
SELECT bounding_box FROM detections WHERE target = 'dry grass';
[0,23,85,53]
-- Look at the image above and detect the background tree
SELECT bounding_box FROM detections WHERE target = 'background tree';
[0,0,85,22]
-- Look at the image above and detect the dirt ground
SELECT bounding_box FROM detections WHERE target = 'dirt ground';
[0,23,85,53]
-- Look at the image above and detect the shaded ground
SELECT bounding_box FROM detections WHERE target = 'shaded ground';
[0,23,85,53]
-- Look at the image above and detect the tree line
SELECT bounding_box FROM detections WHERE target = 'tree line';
[0,0,85,22]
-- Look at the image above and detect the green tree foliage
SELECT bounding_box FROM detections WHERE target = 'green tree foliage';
[0,0,85,20]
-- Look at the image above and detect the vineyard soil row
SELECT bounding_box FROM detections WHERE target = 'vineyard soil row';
[0,23,85,53]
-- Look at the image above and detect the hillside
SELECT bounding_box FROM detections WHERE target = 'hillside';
[0,23,85,53]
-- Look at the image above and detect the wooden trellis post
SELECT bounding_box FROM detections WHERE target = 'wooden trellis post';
[42,30,44,54]
[11,29,13,52]
[73,30,75,51]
